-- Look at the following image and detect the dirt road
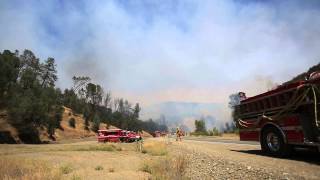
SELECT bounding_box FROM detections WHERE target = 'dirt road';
[168,137,320,180]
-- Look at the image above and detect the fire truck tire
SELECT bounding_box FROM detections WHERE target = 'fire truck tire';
[261,127,292,157]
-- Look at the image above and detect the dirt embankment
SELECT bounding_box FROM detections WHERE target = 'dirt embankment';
[0,107,99,143]
[0,107,152,144]
[0,107,106,143]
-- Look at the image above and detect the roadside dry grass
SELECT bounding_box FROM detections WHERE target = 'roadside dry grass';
[139,139,189,180]
[0,142,124,156]
[0,157,61,180]
[140,153,189,180]
[0,138,189,180]
[142,140,168,156]
[0,141,150,180]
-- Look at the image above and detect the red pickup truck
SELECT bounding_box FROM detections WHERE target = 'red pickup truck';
[97,129,141,143]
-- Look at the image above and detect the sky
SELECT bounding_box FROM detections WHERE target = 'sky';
[1,0,320,109]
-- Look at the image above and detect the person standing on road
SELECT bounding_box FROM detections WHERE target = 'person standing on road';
[176,127,182,141]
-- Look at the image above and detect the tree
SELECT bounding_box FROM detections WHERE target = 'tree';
[40,57,57,87]
[159,114,166,126]
[72,76,91,91]
[72,76,91,99]
[224,122,231,133]
[0,50,63,143]
[118,98,124,113]
[63,88,87,114]
[124,100,132,115]
[19,50,40,72]
[0,49,172,142]
[18,50,41,89]
[91,114,101,132]
[86,83,104,106]
[143,119,158,132]
[228,93,241,125]
[194,119,206,133]
[113,98,119,112]
[133,103,141,120]
[211,127,221,136]
[228,93,241,108]
[0,50,20,105]
[83,106,90,130]
[104,91,112,109]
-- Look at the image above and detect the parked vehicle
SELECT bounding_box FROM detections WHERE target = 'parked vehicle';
[153,131,161,137]
[124,131,142,142]
[153,131,168,137]
[97,129,141,143]
[97,129,123,143]
[235,73,320,156]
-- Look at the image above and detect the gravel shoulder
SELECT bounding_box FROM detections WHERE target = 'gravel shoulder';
[166,138,320,180]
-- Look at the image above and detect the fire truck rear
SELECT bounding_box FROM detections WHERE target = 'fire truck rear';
[235,73,320,156]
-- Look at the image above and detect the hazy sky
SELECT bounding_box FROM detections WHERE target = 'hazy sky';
[1,0,320,106]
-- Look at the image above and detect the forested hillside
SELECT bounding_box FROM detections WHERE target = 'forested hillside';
[0,49,166,143]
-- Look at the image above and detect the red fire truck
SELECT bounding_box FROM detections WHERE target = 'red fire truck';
[97,129,124,143]
[97,129,141,143]
[235,73,320,156]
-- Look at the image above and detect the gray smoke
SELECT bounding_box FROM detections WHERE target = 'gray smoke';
[1,0,320,125]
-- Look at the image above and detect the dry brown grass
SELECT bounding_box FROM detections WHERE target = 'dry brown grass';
[73,144,120,151]
[0,142,128,157]
[142,141,168,156]
[60,164,73,174]
[0,157,61,180]
[140,154,189,180]
[0,140,150,180]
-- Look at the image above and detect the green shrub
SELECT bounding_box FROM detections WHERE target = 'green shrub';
[190,131,208,136]
[234,128,239,134]
[71,175,81,180]
[211,127,222,136]
[60,164,73,174]
[95,165,103,171]
[108,167,115,173]
[140,163,152,174]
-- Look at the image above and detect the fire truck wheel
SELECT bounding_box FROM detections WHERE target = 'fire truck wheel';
[261,127,292,157]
